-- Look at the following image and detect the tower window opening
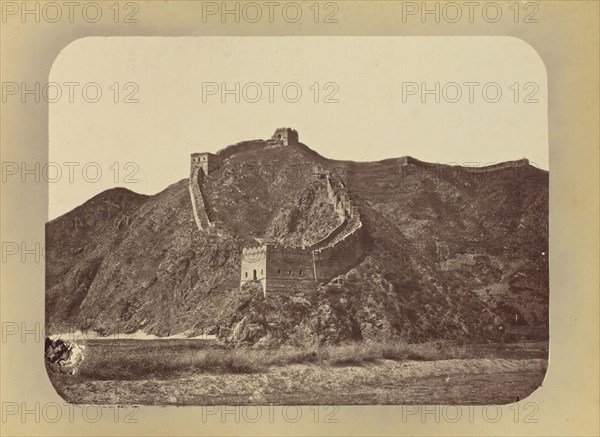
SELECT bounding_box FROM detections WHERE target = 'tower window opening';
[299,269,303,276]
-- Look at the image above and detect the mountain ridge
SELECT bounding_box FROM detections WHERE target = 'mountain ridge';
[46,132,548,346]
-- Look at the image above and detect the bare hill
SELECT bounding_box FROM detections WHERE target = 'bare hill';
[46,135,548,346]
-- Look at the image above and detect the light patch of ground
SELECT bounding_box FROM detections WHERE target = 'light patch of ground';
[50,330,217,341]
[473,282,510,300]
[439,253,476,271]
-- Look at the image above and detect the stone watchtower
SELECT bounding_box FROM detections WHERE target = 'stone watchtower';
[272,128,299,146]
[191,152,221,175]
[241,243,316,297]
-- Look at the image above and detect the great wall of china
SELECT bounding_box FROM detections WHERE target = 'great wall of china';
[188,165,212,231]
[307,173,364,283]
[190,129,531,296]
[399,156,530,173]
[189,128,365,295]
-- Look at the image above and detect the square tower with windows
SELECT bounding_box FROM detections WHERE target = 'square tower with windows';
[191,152,221,175]
[271,128,299,146]
[241,243,316,296]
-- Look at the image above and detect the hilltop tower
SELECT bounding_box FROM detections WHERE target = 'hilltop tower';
[272,128,299,146]
[191,152,221,175]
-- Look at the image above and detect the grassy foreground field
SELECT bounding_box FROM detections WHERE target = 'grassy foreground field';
[47,340,548,405]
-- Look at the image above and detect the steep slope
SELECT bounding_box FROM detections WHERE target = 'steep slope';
[46,137,548,345]
[45,188,149,326]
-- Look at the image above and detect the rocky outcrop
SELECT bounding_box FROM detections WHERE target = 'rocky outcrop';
[45,337,85,375]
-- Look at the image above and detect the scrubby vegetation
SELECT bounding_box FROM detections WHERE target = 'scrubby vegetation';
[70,339,546,381]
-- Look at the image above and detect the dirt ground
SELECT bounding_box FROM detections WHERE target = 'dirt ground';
[48,342,547,405]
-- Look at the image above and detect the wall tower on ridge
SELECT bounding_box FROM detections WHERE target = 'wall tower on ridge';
[271,128,299,146]
[191,152,221,175]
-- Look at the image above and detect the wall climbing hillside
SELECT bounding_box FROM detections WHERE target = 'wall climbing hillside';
[309,173,365,282]
[313,222,364,281]
[188,166,211,230]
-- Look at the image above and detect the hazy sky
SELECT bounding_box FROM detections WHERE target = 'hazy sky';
[49,36,547,219]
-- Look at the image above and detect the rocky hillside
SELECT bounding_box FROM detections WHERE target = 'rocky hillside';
[46,136,548,346]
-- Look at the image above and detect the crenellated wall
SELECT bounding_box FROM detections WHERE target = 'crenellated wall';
[191,128,366,294]
[241,244,316,296]
[313,221,364,281]
[400,156,530,173]
[308,175,352,250]
[239,168,366,295]
[240,207,365,295]
[326,176,349,221]
[265,245,316,294]
[309,170,365,282]
[188,166,212,231]
[240,246,268,295]
[189,129,534,296]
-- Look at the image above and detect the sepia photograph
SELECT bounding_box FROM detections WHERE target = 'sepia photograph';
[1,1,598,436]
[44,37,548,405]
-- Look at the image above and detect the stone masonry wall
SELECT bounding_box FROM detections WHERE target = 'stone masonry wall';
[234,160,366,291]
[189,166,212,231]
[309,173,365,283]
[308,175,350,250]
[241,245,315,296]
[400,156,530,173]
[313,222,364,281]
[240,246,268,295]
[265,245,316,294]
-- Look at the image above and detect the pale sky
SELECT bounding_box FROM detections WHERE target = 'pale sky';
[49,36,547,219]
